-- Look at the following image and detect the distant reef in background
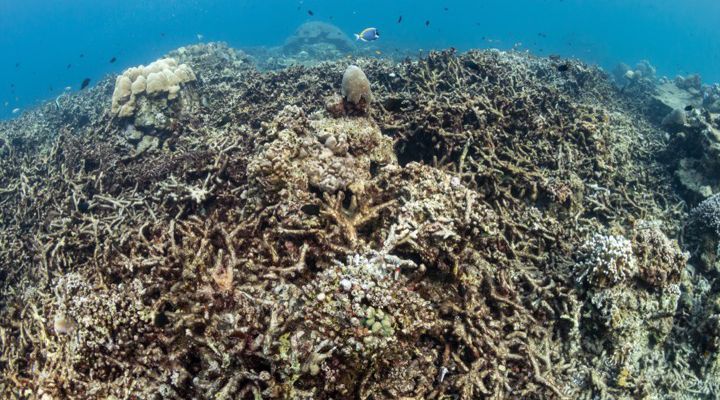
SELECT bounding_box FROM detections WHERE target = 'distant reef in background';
[1,31,720,399]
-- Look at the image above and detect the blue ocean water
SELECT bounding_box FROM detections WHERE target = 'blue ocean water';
[1,0,719,120]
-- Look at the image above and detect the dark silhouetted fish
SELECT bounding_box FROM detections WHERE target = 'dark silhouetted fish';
[425,20,430,27]
[307,10,314,16]
[15,62,19,68]
[67,64,72,69]
[398,15,402,23]
[80,78,91,90]
[80,53,84,58]
[109,57,117,63]
[557,64,569,72]
[444,7,449,11]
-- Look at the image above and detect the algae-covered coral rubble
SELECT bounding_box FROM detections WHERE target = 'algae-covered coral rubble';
[0,41,717,399]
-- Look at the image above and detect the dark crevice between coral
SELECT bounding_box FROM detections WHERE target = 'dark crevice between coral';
[394,129,447,167]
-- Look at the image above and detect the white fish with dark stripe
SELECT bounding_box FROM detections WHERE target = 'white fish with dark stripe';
[355,27,380,42]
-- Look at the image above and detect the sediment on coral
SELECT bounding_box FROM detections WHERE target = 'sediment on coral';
[0,42,717,399]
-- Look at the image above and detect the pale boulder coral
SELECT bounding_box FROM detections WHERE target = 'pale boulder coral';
[111,58,196,118]
[341,65,372,114]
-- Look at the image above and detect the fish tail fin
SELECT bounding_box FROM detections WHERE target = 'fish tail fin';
[354,33,361,41]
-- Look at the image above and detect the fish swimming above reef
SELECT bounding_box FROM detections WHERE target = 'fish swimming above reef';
[80,78,91,90]
[355,27,379,42]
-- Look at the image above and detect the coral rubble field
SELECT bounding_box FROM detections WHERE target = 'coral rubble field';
[1,42,720,399]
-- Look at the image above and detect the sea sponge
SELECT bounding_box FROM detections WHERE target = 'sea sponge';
[111,58,196,118]
[341,65,372,113]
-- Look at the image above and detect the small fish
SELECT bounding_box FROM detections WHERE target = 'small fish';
[425,20,430,27]
[12,108,20,114]
[538,32,547,38]
[3,101,8,107]
[355,27,380,42]
[79,53,84,58]
[14,62,19,68]
[67,64,72,69]
[197,33,204,41]
[109,57,117,63]
[160,32,165,37]
[375,50,382,55]
[557,64,569,72]
[64,86,72,91]
[397,15,402,23]
[443,7,449,11]
[80,78,91,90]
[307,10,314,16]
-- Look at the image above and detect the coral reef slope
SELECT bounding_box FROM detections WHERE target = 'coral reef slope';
[0,43,715,399]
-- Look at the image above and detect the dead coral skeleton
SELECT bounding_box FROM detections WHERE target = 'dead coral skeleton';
[0,44,707,400]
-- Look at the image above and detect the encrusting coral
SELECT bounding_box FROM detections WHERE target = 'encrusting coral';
[0,42,717,399]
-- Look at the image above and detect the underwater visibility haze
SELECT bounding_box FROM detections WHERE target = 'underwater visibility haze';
[2,0,720,119]
[2,0,720,398]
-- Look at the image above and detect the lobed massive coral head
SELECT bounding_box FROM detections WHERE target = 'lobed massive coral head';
[111,57,196,119]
